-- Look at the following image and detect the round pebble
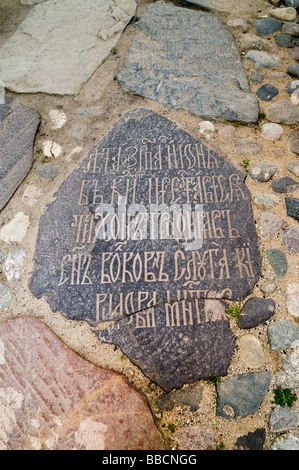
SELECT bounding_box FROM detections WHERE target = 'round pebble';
[256,84,279,102]
[260,123,283,140]
[254,18,282,35]
[239,334,266,369]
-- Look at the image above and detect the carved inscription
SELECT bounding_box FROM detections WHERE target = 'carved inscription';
[30,109,261,326]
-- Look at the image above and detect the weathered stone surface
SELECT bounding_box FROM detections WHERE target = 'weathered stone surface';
[261,123,283,140]
[0,283,12,310]
[249,163,277,182]
[260,211,283,238]
[98,299,235,391]
[288,129,299,155]
[30,108,261,322]
[254,18,282,35]
[286,283,299,317]
[282,21,299,36]
[239,334,266,369]
[0,99,40,210]
[271,176,299,193]
[266,99,299,125]
[268,320,299,350]
[275,346,299,392]
[0,0,136,95]
[256,84,279,101]
[270,406,299,433]
[266,249,288,277]
[236,428,266,450]
[237,297,276,329]
[117,4,259,123]
[0,316,164,450]
[274,33,293,48]
[184,0,262,13]
[246,50,280,69]
[156,383,203,411]
[236,139,263,155]
[288,63,299,78]
[270,7,297,22]
[216,372,271,419]
[173,426,217,450]
[30,108,261,390]
[286,196,299,220]
[240,34,272,52]
[0,212,30,244]
[283,225,299,252]
[4,249,25,282]
[271,434,299,450]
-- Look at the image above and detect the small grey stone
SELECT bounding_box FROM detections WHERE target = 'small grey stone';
[286,196,299,220]
[271,176,299,193]
[260,280,277,294]
[286,0,299,8]
[240,34,272,52]
[266,99,299,125]
[216,371,271,419]
[260,211,283,238]
[245,50,280,69]
[236,428,266,451]
[276,347,299,392]
[288,64,299,79]
[286,80,299,94]
[237,298,276,329]
[254,193,280,207]
[266,249,288,277]
[288,129,299,154]
[271,434,299,451]
[236,138,263,155]
[284,225,299,252]
[251,71,264,83]
[0,283,13,310]
[249,163,277,182]
[287,161,299,177]
[282,22,299,36]
[268,320,299,351]
[256,84,279,101]
[270,406,299,433]
[156,383,203,412]
[254,18,282,35]
[35,163,58,179]
[274,33,293,48]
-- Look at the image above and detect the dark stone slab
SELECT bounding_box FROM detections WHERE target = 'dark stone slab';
[236,428,266,450]
[286,196,299,220]
[30,108,261,323]
[271,176,299,193]
[117,4,259,123]
[30,108,261,390]
[237,297,276,329]
[98,299,235,391]
[256,84,279,101]
[0,99,40,210]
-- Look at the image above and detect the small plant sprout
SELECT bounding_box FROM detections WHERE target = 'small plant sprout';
[167,423,177,433]
[209,374,222,384]
[259,111,266,120]
[226,301,242,318]
[273,388,298,408]
[240,159,250,169]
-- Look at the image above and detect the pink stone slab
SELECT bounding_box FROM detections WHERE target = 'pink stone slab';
[0,316,164,450]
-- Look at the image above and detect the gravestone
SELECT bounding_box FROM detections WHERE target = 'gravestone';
[0,99,40,210]
[30,108,261,390]
[117,4,259,123]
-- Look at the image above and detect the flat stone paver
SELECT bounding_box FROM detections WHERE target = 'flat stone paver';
[0,0,136,95]
[0,316,164,450]
[117,4,259,123]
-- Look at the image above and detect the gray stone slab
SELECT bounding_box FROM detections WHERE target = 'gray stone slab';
[30,108,261,390]
[117,4,259,123]
[0,99,40,210]
[0,0,136,95]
